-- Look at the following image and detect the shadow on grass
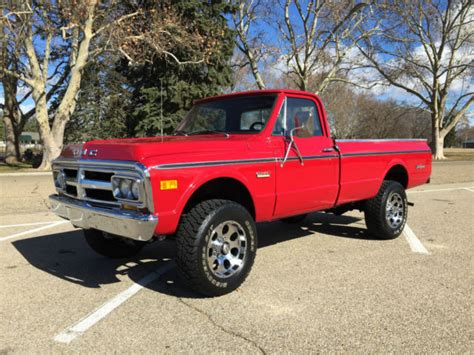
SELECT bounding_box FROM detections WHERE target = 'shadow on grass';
[12,212,375,298]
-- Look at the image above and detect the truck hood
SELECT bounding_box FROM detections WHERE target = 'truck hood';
[61,135,257,166]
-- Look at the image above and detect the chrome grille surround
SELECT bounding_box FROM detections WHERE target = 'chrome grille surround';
[52,158,154,212]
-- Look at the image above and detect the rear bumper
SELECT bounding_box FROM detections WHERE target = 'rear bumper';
[49,194,158,241]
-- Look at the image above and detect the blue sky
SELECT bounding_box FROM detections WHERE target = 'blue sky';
[1,2,472,126]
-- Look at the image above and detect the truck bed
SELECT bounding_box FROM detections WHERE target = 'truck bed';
[335,139,432,204]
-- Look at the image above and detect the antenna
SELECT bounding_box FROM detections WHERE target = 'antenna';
[160,78,163,140]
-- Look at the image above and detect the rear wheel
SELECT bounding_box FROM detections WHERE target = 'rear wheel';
[83,229,146,258]
[364,181,407,239]
[176,199,257,296]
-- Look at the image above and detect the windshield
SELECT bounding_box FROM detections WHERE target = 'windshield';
[175,95,277,135]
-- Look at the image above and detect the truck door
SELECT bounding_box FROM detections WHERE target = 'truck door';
[272,96,339,217]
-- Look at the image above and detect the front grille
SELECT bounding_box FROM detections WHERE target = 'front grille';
[84,170,113,181]
[85,188,116,202]
[52,160,150,210]
[63,169,78,178]
[65,185,77,196]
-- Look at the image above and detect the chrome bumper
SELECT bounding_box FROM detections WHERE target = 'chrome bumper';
[49,194,158,241]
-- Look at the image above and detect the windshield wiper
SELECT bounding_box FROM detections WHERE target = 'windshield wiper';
[173,130,188,136]
[187,130,230,137]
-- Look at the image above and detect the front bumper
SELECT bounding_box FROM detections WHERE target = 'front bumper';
[49,194,158,241]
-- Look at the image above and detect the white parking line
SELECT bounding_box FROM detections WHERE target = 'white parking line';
[0,221,61,229]
[403,224,430,255]
[54,261,175,344]
[409,186,474,194]
[0,221,68,242]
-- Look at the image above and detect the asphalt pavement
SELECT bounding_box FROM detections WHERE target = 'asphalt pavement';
[0,162,472,353]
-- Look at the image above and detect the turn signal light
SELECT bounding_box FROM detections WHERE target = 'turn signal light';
[160,180,178,190]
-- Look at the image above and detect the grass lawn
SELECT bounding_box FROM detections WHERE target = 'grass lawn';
[443,148,474,161]
[0,162,49,174]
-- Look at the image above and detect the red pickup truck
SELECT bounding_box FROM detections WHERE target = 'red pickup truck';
[50,89,432,296]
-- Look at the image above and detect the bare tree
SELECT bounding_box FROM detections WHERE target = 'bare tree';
[279,0,376,94]
[1,1,210,170]
[358,0,473,159]
[231,0,270,89]
[1,10,35,164]
[0,74,35,164]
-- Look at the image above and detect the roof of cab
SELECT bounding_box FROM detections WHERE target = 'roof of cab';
[195,89,319,104]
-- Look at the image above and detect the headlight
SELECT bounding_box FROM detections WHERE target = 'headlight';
[120,179,132,199]
[131,181,140,199]
[112,177,140,201]
[54,171,66,189]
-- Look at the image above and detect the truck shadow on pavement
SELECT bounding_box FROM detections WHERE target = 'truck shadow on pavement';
[12,213,376,298]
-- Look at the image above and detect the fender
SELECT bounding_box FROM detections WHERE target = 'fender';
[176,169,255,218]
[149,163,273,235]
[382,159,409,187]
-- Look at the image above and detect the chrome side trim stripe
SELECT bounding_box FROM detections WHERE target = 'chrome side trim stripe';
[336,139,428,142]
[340,149,431,157]
[152,150,430,170]
[153,158,277,170]
[153,155,337,170]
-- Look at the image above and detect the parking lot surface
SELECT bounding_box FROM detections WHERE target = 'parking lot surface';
[0,161,472,353]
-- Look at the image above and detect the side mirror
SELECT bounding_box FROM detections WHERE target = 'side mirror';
[287,125,305,138]
[281,126,305,167]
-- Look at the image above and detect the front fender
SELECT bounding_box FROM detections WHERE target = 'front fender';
[148,162,275,235]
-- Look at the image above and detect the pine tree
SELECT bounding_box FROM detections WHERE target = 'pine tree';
[123,0,235,136]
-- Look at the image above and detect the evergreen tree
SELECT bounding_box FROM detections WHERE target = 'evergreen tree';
[122,0,235,136]
[67,1,235,141]
[65,59,131,143]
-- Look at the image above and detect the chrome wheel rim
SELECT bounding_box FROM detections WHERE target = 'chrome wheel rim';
[386,192,404,229]
[206,220,247,279]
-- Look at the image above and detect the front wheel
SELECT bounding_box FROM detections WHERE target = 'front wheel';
[176,199,257,297]
[364,181,408,239]
[83,229,146,258]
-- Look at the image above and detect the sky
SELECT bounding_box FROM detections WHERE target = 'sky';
[1,2,472,126]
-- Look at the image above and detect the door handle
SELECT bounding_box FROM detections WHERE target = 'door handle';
[322,147,335,152]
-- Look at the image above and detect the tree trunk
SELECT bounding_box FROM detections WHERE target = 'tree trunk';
[3,116,20,164]
[432,119,446,160]
[37,126,61,171]
[2,83,24,164]
[33,90,61,170]
[247,50,265,90]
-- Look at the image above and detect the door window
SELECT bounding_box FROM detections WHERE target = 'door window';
[273,97,323,138]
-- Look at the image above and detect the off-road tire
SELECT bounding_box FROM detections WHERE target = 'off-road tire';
[83,229,146,258]
[364,181,407,239]
[281,214,308,224]
[176,199,257,297]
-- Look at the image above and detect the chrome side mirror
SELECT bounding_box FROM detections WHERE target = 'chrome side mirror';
[281,126,305,167]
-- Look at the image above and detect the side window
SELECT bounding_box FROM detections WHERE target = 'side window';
[272,97,323,138]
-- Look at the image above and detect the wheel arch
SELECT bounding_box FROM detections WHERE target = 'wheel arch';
[383,162,409,188]
[181,176,256,219]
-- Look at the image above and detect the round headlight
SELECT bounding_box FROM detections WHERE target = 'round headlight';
[56,171,66,189]
[131,181,140,199]
[120,179,132,199]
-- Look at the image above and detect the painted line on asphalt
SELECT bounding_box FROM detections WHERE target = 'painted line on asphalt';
[54,261,175,344]
[409,186,474,194]
[0,172,52,177]
[403,224,430,255]
[0,220,68,242]
[0,221,61,229]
